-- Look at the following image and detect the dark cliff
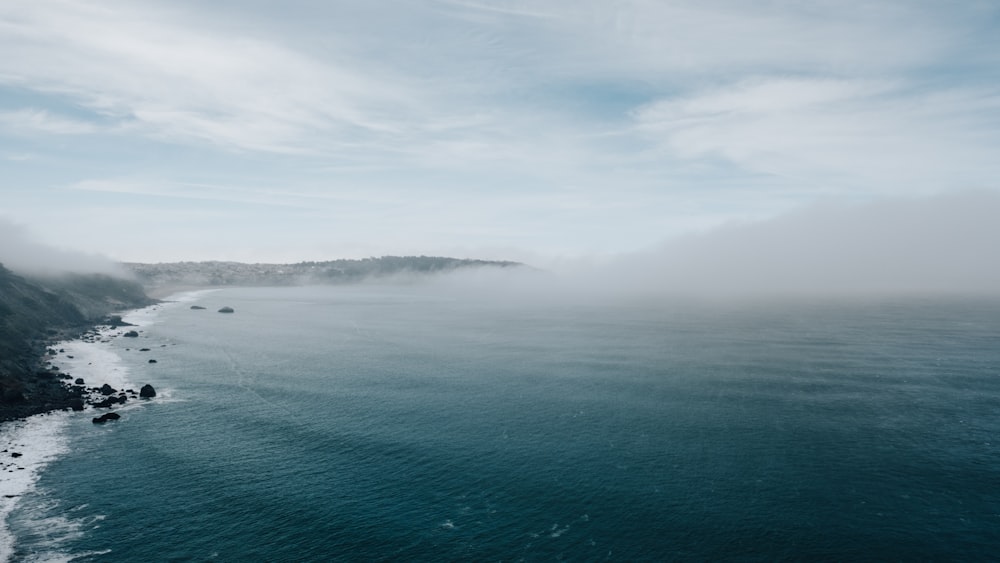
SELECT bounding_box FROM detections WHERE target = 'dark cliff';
[0,263,154,421]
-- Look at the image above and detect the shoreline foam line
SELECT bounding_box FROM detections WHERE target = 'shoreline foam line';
[0,411,72,563]
[0,290,213,563]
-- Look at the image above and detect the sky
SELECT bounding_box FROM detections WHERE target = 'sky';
[1,0,999,268]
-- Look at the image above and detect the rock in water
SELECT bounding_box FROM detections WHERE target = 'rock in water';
[139,384,156,398]
[190,305,206,310]
[218,306,235,313]
[92,412,121,424]
[123,330,139,338]
[91,397,118,408]
[148,359,157,364]
[99,383,117,396]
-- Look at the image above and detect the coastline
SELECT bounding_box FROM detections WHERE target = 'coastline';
[144,284,211,300]
[0,289,211,562]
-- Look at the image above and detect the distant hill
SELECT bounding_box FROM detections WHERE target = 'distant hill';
[0,263,153,421]
[125,256,523,290]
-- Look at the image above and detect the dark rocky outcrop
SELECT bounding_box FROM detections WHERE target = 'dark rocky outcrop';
[122,330,139,338]
[91,397,117,408]
[74,378,85,385]
[92,412,121,424]
[218,306,235,313]
[99,384,117,395]
[148,359,157,364]
[139,384,156,398]
[190,305,206,310]
[104,315,135,327]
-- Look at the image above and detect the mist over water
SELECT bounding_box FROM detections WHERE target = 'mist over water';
[522,191,1000,300]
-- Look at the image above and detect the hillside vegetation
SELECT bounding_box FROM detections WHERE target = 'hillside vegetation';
[126,255,522,289]
[0,263,153,420]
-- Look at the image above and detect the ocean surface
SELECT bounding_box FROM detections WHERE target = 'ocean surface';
[3,283,1000,561]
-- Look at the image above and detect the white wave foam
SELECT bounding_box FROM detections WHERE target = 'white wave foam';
[0,292,209,562]
[0,412,71,563]
[49,341,132,393]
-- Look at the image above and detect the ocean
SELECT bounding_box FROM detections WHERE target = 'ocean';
[2,282,1000,561]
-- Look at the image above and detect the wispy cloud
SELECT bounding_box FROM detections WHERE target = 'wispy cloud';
[0,1,412,153]
[0,108,99,135]
[633,78,1000,193]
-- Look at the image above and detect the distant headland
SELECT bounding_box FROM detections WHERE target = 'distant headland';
[125,256,523,295]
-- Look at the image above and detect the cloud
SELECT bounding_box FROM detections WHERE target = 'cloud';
[632,77,1000,193]
[0,108,99,135]
[0,0,411,153]
[0,217,129,277]
[1,0,999,263]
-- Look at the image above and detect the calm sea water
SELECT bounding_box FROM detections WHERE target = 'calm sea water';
[6,284,1000,561]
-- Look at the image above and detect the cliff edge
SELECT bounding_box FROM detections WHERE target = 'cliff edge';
[0,263,154,421]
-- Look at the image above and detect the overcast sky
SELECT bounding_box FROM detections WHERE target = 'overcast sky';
[1,0,999,265]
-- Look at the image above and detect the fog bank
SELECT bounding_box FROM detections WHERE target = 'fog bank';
[605,191,1000,297]
[0,217,129,278]
[423,191,1000,302]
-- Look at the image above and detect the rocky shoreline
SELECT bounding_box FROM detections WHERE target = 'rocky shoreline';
[0,264,156,423]
[0,318,159,423]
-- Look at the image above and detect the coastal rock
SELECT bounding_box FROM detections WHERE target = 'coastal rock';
[100,383,117,396]
[139,348,151,352]
[75,378,85,385]
[92,412,121,424]
[91,397,118,408]
[190,305,206,310]
[123,330,139,338]
[148,359,157,364]
[0,263,154,422]
[139,384,156,398]
[105,315,135,327]
[218,306,235,313]
[69,398,85,411]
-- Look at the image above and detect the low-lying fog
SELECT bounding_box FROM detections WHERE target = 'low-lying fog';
[3,190,998,299]
[432,191,1000,301]
[0,218,129,278]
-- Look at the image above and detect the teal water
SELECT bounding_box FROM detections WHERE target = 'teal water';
[7,285,1000,560]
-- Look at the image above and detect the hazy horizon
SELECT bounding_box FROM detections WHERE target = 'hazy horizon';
[3,189,999,298]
